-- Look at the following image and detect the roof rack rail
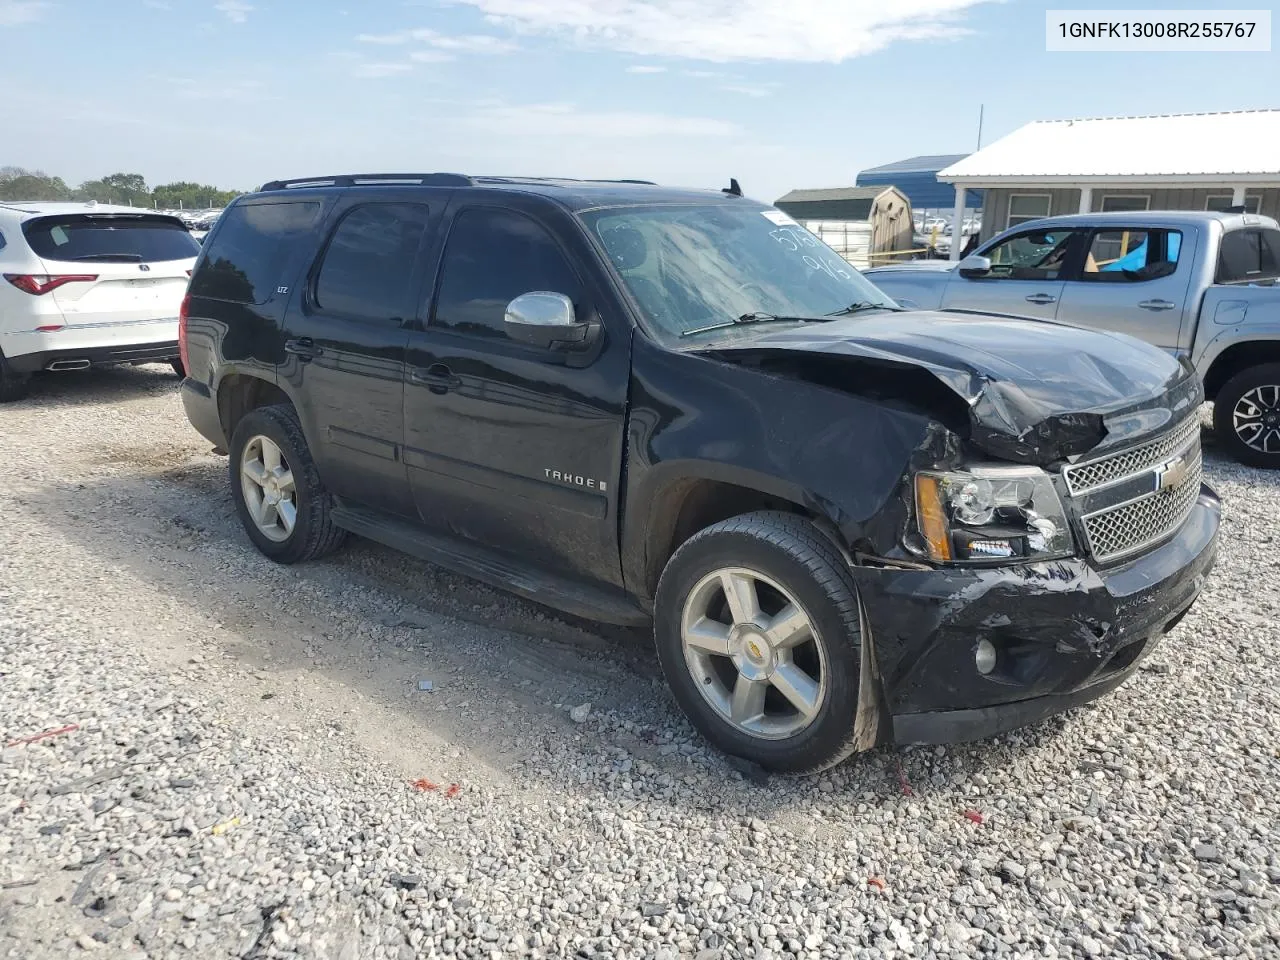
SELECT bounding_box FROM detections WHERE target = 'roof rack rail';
[258,173,475,191]
[473,176,659,186]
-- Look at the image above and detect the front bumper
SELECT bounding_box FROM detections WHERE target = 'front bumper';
[852,486,1220,746]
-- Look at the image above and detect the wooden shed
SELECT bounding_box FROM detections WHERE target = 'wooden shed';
[773,185,914,268]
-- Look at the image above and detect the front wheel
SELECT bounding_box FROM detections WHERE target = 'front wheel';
[654,512,873,774]
[1214,363,1280,468]
[228,404,347,563]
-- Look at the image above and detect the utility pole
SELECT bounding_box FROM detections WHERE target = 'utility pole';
[976,104,985,152]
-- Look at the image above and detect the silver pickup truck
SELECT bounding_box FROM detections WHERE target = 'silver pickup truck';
[868,211,1280,467]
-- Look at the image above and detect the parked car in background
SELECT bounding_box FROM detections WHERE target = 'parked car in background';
[869,211,1280,467]
[179,173,1217,773]
[0,201,200,400]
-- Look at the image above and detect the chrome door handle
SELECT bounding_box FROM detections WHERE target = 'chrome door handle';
[284,338,322,361]
[1025,294,1057,305]
[411,364,461,392]
[1139,299,1176,311]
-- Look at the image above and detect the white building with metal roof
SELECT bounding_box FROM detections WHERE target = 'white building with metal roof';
[936,110,1280,258]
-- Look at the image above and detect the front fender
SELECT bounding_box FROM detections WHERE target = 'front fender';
[620,337,959,598]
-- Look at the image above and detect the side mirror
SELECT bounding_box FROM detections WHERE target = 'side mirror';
[503,292,589,350]
[958,255,992,278]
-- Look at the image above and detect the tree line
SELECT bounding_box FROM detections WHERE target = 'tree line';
[0,167,242,209]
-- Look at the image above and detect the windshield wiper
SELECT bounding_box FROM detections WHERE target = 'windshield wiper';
[680,312,831,338]
[825,301,900,317]
[72,253,144,262]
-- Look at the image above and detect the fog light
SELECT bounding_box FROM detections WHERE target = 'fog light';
[975,639,997,675]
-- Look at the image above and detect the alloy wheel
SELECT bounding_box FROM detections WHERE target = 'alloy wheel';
[240,435,298,543]
[1233,385,1280,454]
[679,566,828,740]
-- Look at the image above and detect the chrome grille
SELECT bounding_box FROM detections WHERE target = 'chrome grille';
[1079,448,1203,563]
[1063,415,1200,495]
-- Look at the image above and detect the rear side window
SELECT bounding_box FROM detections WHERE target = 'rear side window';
[23,215,199,263]
[314,203,431,326]
[1218,229,1280,285]
[191,201,322,304]
[1080,229,1182,283]
[432,208,581,340]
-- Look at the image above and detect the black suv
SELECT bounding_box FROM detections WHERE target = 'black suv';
[181,173,1219,773]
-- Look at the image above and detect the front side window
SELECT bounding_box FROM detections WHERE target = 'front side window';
[982,229,1080,281]
[1218,229,1280,285]
[23,215,199,263]
[191,201,322,304]
[1081,229,1182,283]
[1006,195,1051,228]
[578,204,896,342]
[314,203,430,326]
[432,208,582,340]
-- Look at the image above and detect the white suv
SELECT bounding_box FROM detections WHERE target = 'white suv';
[0,201,200,401]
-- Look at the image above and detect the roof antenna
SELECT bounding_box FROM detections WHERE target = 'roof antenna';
[722,178,742,197]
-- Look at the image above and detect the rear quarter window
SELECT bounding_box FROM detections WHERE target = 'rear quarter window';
[190,201,322,305]
[23,215,199,263]
[1218,228,1280,285]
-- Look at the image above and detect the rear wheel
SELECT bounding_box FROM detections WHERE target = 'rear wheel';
[1214,363,1280,468]
[654,511,871,774]
[170,359,186,378]
[0,351,31,403]
[228,404,347,563]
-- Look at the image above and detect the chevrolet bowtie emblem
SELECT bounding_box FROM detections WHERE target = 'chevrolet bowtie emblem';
[1156,454,1189,493]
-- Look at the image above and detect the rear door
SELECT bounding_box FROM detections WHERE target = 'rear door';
[24,214,199,330]
[1054,226,1196,351]
[279,193,441,518]
[943,226,1088,321]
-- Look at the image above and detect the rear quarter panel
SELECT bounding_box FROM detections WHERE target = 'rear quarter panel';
[1193,285,1280,377]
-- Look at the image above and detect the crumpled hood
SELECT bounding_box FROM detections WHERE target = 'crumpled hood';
[702,311,1201,464]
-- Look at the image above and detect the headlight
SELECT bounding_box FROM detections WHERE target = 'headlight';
[912,466,1073,563]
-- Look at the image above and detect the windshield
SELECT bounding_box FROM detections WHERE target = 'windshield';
[579,204,897,341]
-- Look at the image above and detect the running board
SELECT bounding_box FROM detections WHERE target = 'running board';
[330,503,649,627]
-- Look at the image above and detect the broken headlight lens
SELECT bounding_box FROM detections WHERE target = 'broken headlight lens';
[913,466,1073,564]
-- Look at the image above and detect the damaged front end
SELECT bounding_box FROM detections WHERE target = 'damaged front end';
[693,310,1219,746]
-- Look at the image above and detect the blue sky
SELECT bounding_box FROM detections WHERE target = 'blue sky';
[1,0,1275,203]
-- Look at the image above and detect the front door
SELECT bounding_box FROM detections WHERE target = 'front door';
[1054,225,1196,352]
[943,226,1087,321]
[279,197,438,518]
[403,198,630,586]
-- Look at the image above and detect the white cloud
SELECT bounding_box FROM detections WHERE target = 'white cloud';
[0,0,46,25]
[358,27,517,53]
[461,102,740,140]
[719,83,775,98]
[215,0,251,24]
[353,62,415,78]
[409,50,455,63]
[459,0,991,62]
[625,65,667,74]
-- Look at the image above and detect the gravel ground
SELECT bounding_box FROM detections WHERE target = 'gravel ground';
[1,365,1279,960]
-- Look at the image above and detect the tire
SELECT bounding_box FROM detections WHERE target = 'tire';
[0,351,31,403]
[654,511,870,774]
[1214,363,1280,468]
[171,359,186,378]
[228,404,347,563]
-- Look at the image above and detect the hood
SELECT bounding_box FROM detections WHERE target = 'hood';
[700,310,1200,464]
